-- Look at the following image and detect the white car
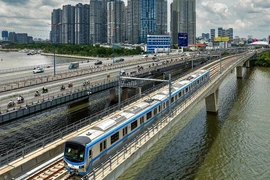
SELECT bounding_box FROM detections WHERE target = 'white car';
[33,67,44,74]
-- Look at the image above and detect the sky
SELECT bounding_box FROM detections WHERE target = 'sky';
[0,0,269,40]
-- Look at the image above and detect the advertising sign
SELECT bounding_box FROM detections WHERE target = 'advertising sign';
[178,33,188,47]
[214,36,229,42]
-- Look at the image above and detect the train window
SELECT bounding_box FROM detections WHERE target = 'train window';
[104,140,107,150]
[111,132,119,145]
[140,116,145,124]
[185,87,188,93]
[171,97,174,103]
[146,111,152,120]
[89,149,92,159]
[64,143,85,162]
[100,140,107,152]
[197,80,199,85]
[163,103,165,109]
[100,143,103,152]
[179,92,182,97]
[166,101,169,107]
[154,108,157,115]
[131,120,138,131]
[123,126,128,136]
[159,105,161,112]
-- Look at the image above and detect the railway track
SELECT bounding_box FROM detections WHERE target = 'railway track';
[25,159,70,180]
[22,55,244,180]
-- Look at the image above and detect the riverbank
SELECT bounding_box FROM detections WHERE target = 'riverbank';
[41,52,101,60]
[254,50,270,67]
[0,49,18,52]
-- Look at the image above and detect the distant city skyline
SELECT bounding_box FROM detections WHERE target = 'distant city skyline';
[0,0,269,40]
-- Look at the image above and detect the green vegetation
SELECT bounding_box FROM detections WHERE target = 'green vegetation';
[4,42,143,57]
[221,51,230,56]
[254,51,270,67]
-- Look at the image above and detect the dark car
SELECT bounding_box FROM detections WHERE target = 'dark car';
[94,60,102,65]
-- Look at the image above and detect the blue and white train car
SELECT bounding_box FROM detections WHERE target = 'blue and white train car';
[63,69,210,175]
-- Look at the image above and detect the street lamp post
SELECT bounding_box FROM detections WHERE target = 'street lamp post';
[219,50,222,74]
[49,22,61,76]
[53,43,56,76]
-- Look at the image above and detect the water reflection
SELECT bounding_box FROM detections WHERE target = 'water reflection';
[118,67,270,180]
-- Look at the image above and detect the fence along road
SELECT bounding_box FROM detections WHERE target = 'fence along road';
[83,52,256,180]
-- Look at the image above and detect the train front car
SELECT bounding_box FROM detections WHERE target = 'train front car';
[63,136,90,176]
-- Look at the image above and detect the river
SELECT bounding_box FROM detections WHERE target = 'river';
[117,67,270,180]
[0,51,83,70]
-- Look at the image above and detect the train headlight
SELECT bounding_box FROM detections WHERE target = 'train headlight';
[79,165,84,169]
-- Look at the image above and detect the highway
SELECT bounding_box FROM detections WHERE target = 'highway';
[0,53,189,112]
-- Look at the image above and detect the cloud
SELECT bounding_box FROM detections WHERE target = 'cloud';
[0,0,269,40]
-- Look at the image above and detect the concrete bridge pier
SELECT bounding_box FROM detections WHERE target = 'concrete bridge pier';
[122,88,129,101]
[110,89,116,101]
[136,87,142,97]
[244,60,250,68]
[205,89,219,114]
[236,66,243,78]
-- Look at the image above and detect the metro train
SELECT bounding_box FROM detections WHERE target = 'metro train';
[63,69,210,175]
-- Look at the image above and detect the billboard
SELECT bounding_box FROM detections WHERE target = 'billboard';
[178,33,188,47]
[214,36,229,42]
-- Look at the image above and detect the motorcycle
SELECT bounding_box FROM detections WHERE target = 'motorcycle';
[60,86,66,91]
[7,101,15,108]
[68,83,73,88]
[35,92,40,97]
[17,97,24,104]
[83,81,90,86]
[42,88,48,93]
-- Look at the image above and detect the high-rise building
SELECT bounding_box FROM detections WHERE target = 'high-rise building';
[218,27,223,37]
[51,8,62,43]
[2,30,8,41]
[8,32,16,42]
[16,33,28,43]
[156,0,167,35]
[107,0,125,44]
[127,0,140,44]
[89,0,108,44]
[62,5,75,44]
[205,33,210,40]
[75,3,89,44]
[171,0,196,45]
[139,0,167,43]
[210,29,215,41]
[228,28,233,42]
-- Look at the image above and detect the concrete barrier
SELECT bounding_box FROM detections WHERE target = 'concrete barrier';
[0,144,64,180]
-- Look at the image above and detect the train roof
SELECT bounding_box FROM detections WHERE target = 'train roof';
[66,69,210,148]
[66,136,92,146]
[93,119,117,131]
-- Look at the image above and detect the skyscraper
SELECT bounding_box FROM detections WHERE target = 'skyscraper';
[127,0,140,44]
[62,5,75,44]
[107,0,125,44]
[2,30,8,41]
[171,0,196,45]
[210,29,215,42]
[51,8,62,44]
[218,27,223,37]
[75,3,89,45]
[90,0,108,44]
[156,0,167,35]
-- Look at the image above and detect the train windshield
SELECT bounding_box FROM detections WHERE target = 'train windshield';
[64,143,85,163]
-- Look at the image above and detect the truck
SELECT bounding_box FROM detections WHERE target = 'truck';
[68,62,79,70]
